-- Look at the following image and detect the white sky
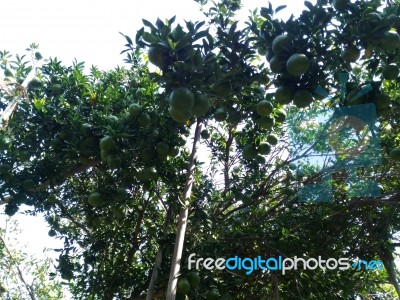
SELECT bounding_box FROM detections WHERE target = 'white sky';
[0,0,312,287]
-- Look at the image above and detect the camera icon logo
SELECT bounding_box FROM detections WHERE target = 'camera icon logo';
[287,75,382,202]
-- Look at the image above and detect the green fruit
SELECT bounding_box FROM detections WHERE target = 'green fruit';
[148,47,168,68]
[112,207,125,220]
[333,0,349,11]
[88,192,106,207]
[275,86,294,104]
[169,88,195,112]
[212,81,231,98]
[100,136,116,152]
[342,46,360,62]
[206,289,221,300]
[191,93,210,117]
[80,123,92,137]
[258,142,271,155]
[0,163,11,174]
[267,134,278,145]
[138,113,151,126]
[256,155,266,164]
[375,93,391,110]
[256,116,275,129]
[214,108,227,122]
[243,145,258,160]
[256,100,273,117]
[48,229,57,237]
[293,89,313,108]
[200,129,210,139]
[177,277,191,294]
[107,154,122,169]
[380,30,400,52]
[169,107,192,123]
[382,64,399,80]
[272,35,292,55]
[156,142,170,155]
[51,84,63,96]
[138,167,157,181]
[168,147,180,157]
[274,109,287,123]
[186,272,200,288]
[100,150,108,162]
[128,103,142,117]
[113,188,128,202]
[390,148,400,161]
[48,194,57,203]
[286,54,310,77]
[269,56,285,73]
[23,180,35,192]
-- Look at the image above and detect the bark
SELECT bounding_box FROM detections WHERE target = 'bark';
[165,121,202,300]
[146,206,173,300]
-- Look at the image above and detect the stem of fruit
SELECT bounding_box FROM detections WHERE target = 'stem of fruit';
[166,120,202,300]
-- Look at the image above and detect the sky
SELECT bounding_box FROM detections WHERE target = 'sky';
[0,0,313,286]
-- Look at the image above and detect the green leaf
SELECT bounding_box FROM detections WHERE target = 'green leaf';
[142,32,159,44]
[275,5,287,13]
[142,19,157,31]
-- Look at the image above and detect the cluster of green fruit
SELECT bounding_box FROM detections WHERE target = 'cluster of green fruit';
[176,272,220,299]
[100,136,122,170]
[168,87,211,123]
[242,134,278,162]
[268,35,314,108]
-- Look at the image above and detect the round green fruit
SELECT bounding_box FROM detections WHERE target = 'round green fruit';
[191,93,210,117]
[169,88,195,112]
[112,207,125,220]
[206,289,221,300]
[333,0,349,11]
[128,103,142,117]
[256,116,275,130]
[138,113,151,126]
[243,145,258,160]
[48,194,57,203]
[200,129,210,139]
[113,188,128,202]
[88,192,106,207]
[275,86,294,104]
[256,155,266,164]
[286,54,310,77]
[382,64,399,80]
[272,35,292,55]
[269,56,285,73]
[274,109,287,123]
[214,108,227,122]
[293,89,313,108]
[23,180,35,192]
[168,147,180,157]
[380,30,400,52]
[375,93,391,110]
[342,46,360,62]
[256,100,273,117]
[390,148,400,161]
[258,142,271,155]
[156,142,170,156]
[107,154,122,169]
[267,134,278,145]
[169,107,192,123]
[51,84,63,96]
[0,163,11,174]
[186,272,200,288]
[212,81,231,98]
[100,136,116,152]
[177,277,190,294]
[138,167,157,181]
[48,229,57,237]
[148,47,168,68]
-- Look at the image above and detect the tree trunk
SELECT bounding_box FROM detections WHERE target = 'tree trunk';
[165,121,202,300]
[146,206,173,300]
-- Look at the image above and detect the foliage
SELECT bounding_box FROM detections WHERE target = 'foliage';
[1,0,400,299]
